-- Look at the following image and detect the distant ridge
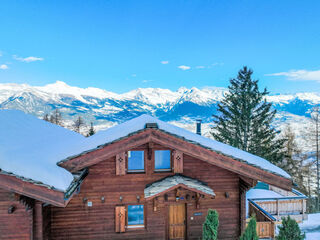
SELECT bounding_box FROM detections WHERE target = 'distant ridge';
[0,81,318,150]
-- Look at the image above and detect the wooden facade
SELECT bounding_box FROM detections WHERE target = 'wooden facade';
[0,127,292,240]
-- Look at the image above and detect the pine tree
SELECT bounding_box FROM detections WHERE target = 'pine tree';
[73,116,85,133]
[277,216,305,240]
[87,122,95,137]
[239,217,259,240]
[212,66,285,164]
[202,209,219,240]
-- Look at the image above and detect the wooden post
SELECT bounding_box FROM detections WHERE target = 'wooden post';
[239,188,246,235]
[148,143,154,160]
[195,193,200,209]
[34,200,43,240]
[153,198,158,212]
[276,200,280,219]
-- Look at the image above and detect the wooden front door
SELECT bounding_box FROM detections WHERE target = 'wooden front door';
[168,204,186,240]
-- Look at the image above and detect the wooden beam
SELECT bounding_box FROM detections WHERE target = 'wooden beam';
[59,129,153,172]
[34,200,43,240]
[145,183,215,201]
[149,130,292,191]
[239,179,249,235]
[148,142,154,160]
[0,173,66,207]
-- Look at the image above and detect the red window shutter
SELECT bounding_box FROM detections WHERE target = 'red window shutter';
[173,150,183,173]
[116,152,126,176]
[115,206,126,233]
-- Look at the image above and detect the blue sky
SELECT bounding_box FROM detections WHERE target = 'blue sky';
[0,0,320,94]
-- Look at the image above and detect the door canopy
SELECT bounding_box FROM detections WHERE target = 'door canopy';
[144,174,215,200]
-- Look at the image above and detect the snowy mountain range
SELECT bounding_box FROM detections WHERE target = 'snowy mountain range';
[0,81,318,149]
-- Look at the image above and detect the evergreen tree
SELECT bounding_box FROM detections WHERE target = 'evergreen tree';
[202,209,219,240]
[240,217,259,240]
[212,66,285,164]
[277,216,305,240]
[87,122,95,137]
[73,116,85,133]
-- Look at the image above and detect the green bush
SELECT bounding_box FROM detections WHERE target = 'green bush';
[202,209,219,240]
[277,216,305,240]
[240,217,259,240]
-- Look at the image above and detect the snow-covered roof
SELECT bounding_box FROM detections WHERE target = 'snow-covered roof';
[247,189,284,200]
[144,175,215,199]
[0,110,290,193]
[0,110,85,191]
[71,114,290,179]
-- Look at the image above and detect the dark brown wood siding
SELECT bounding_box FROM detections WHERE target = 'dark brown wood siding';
[0,189,33,240]
[42,204,51,240]
[50,144,241,240]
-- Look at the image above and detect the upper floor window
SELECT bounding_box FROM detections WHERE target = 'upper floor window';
[127,205,144,228]
[155,150,171,171]
[128,151,144,172]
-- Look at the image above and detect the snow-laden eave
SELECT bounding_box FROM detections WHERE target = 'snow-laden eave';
[0,168,88,206]
[0,169,65,192]
[156,128,292,181]
[57,128,147,165]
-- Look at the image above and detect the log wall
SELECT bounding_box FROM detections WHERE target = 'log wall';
[50,144,242,240]
[0,189,33,240]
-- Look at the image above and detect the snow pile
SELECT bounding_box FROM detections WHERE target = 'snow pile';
[0,109,85,191]
[299,213,320,240]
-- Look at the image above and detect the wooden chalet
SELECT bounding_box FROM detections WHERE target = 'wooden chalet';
[0,110,293,239]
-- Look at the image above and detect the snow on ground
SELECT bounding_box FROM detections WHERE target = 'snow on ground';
[300,213,320,240]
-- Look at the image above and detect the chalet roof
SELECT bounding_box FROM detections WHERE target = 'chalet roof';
[61,114,290,179]
[0,110,290,194]
[144,175,215,199]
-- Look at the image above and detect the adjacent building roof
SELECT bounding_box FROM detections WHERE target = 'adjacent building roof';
[0,110,290,193]
[0,110,84,191]
[144,174,215,199]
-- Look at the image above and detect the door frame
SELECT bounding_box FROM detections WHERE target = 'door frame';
[167,203,187,240]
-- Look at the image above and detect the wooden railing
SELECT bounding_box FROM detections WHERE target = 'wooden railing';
[252,198,306,217]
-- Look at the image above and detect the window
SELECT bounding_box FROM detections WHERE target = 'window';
[127,151,144,172]
[127,205,144,228]
[155,150,171,171]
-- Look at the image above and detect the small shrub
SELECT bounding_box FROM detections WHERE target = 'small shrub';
[202,209,219,240]
[240,217,259,240]
[277,216,305,240]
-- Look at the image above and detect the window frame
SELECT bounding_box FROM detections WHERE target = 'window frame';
[154,149,172,172]
[126,204,145,229]
[127,150,146,173]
